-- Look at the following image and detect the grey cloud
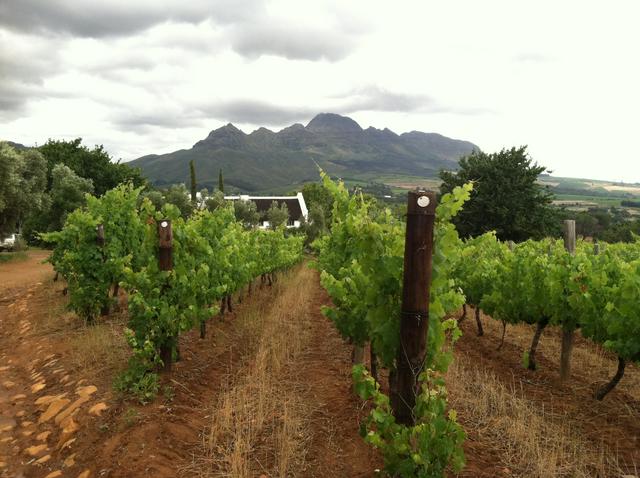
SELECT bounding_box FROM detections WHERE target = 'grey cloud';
[109,99,313,132]
[0,83,29,111]
[341,86,437,113]
[0,82,42,119]
[230,22,357,62]
[0,31,63,82]
[0,31,65,114]
[88,54,159,73]
[200,99,316,125]
[336,86,492,116]
[109,87,489,135]
[0,0,264,38]
[110,109,205,132]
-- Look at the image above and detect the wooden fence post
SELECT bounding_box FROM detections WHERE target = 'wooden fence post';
[390,190,437,425]
[560,219,576,382]
[157,220,174,371]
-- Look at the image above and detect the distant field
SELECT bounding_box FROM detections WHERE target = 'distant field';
[603,184,640,194]
[265,174,640,212]
[553,194,624,208]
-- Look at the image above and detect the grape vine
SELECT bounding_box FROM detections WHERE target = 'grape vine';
[314,172,471,476]
[44,184,304,401]
[453,234,640,399]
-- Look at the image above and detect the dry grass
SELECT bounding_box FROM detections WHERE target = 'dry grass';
[0,251,29,264]
[195,266,315,477]
[27,280,130,381]
[476,310,640,399]
[67,319,129,380]
[447,357,626,478]
[452,309,640,477]
[27,282,77,336]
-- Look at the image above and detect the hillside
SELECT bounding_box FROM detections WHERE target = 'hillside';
[129,113,478,192]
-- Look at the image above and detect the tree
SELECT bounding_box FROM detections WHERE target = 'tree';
[233,200,260,229]
[301,182,334,224]
[205,190,226,211]
[164,184,193,219]
[197,188,210,209]
[38,138,145,196]
[49,164,94,230]
[439,146,557,241]
[189,160,197,204]
[218,169,224,193]
[266,201,289,229]
[0,142,48,239]
[300,203,327,244]
[139,190,165,210]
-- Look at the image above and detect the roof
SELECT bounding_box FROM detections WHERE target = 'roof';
[252,198,303,220]
[225,194,308,221]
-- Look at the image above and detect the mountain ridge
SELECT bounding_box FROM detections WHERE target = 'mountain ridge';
[130,113,478,192]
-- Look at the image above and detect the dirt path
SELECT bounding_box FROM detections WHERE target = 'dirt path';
[0,250,104,478]
[286,267,380,476]
[81,264,378,477]
[0,255,379,477]
[0,250,51,298]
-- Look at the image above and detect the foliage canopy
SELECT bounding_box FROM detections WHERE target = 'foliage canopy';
[439,146,556,241]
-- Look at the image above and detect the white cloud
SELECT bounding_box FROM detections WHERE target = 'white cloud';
[1,0,640,181]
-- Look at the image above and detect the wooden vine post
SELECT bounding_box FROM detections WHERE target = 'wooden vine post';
[157,219,174,372]
[390,190,437,425]
[96,224,105,246]
[97,224,110,316]
[560,219,576,383]
[158,219,173,272]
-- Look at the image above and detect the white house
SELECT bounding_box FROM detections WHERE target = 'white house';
[224,192,309,229]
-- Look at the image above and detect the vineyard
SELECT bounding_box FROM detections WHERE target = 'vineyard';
[454,229,640,400]
[42,184,304,401]
[313,173,639,476]
[0,178,638,477]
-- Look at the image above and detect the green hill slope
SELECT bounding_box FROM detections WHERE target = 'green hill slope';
[129,113,478,192]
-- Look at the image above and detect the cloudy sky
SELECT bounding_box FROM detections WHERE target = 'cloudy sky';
[1,0,639,181]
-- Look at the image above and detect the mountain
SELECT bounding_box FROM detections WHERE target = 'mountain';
[129,113,478,192]
[4,141,28,150]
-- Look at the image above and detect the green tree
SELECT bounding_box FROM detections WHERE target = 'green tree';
[300,182,334,224]
[38,138,145,195]
[218,169,224,193]
[233,200,260,229]
[48,164,94,231]
[163,184,193,219]
[197,188,209,209]
[0,142,48,238]
[139,190,165,210]
[439,146,556,241]
[301,203,327,244]
[266,201,289,229]
[205,190,226,211]
[189,160,197,204]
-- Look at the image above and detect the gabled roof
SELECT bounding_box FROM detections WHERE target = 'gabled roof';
[225,193,308,221]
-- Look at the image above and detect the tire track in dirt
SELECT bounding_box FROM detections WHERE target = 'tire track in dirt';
[300,270,381,477]
[0,256,104,478]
